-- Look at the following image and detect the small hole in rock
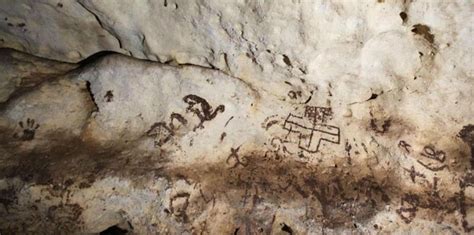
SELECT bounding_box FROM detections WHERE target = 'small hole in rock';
[282,55,292,67]
[99,225,128,235]
[281,223,293,234]
[368,93,378,101]
[399,12,407,22]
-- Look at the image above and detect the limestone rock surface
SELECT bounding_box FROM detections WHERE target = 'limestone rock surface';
[0,48,77,103]
[0,0,473,234]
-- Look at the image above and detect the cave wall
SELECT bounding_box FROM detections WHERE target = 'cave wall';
[0,0,473,234]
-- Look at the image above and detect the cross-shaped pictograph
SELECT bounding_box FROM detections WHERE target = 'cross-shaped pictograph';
[282,106,340,153]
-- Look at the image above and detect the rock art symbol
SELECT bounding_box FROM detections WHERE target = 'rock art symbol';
[146,122,173,147]
[398,141,448,172]
[397,177,442,224]
[457,124,474,168]
[304,106,333,123]
[169,192,190,222]
[146,113,187,147]
[13,118,40,141]
[420,145,446,161]
[226,146,248,168]
[398,140,412,153]
[183,94,225,131]
[396,175,463,226]
[396,194,419,224]
[282,106,340,153]
[104,90,113,102]
[264,137,288,162]
[403,165,425,183]
[459,174,474,232]
[417,145,447,171]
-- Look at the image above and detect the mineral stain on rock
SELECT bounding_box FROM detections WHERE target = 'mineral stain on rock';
[370,118,391,134]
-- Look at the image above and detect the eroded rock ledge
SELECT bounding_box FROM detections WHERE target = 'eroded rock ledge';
[0,0,473,234]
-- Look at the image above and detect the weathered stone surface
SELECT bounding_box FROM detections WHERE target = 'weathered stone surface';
[0,0,473,234]
[0,50,471,234]
[0,48,77,103]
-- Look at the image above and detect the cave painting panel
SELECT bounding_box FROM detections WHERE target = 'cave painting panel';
[282,106,340,154]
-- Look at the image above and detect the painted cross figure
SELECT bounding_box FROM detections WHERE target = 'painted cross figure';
[403,165,425,183]
[283,106,340,153]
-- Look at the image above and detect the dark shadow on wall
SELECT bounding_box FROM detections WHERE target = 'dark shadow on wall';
[78,50,117,67]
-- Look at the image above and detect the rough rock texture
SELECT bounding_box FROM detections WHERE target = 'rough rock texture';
[0,48,77,103]
[0,0,473,234]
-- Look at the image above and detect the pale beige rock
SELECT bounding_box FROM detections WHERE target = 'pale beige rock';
[0,0,473,234]
[0,51,471,234]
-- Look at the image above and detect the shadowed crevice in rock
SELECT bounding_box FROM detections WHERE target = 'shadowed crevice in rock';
[78,50,118,68]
